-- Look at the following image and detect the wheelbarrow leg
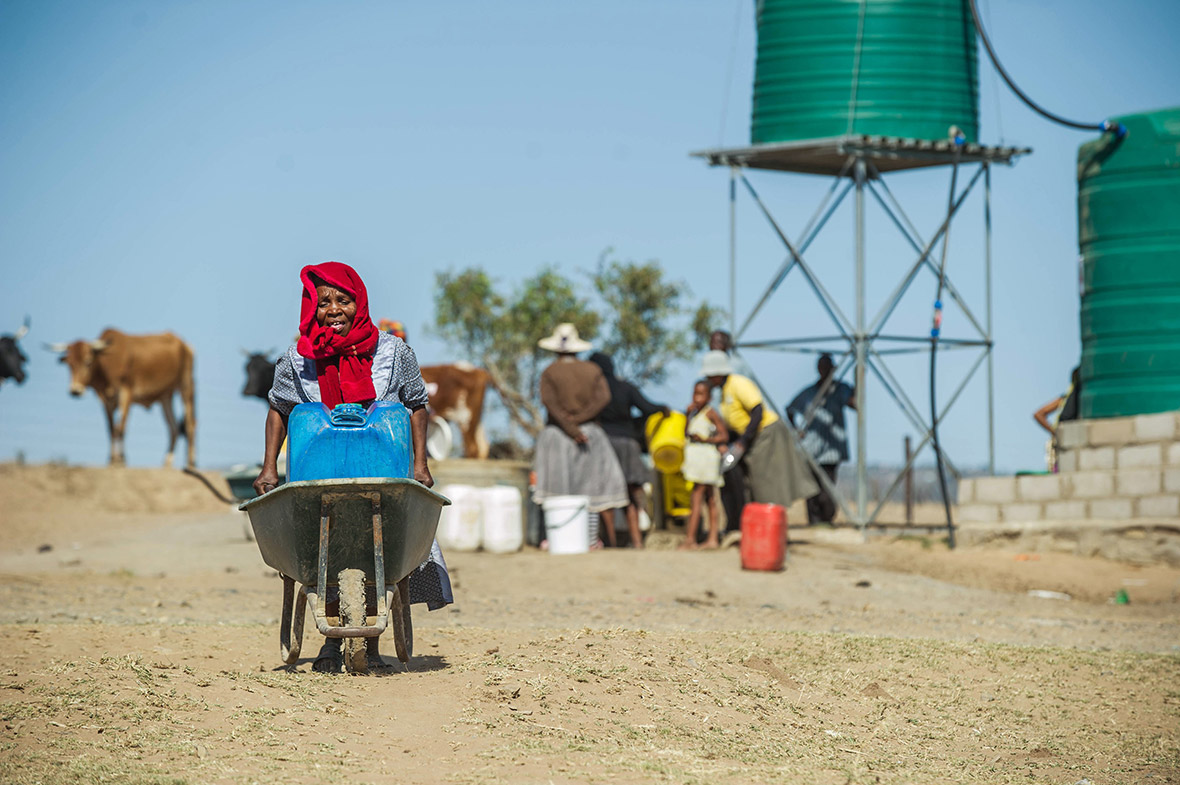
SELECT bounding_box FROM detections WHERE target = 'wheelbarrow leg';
[339,568,368,675]
[391,576,413,665]
[279,575,307,665]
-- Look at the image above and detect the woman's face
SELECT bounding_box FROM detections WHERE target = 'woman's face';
[316,284,357,337]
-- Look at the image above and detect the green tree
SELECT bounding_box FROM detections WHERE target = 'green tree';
[432,254,722,439]
[433,266,599,436]
[591,251,723,386]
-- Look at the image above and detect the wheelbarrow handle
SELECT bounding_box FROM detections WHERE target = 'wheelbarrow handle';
[303,585,395,638]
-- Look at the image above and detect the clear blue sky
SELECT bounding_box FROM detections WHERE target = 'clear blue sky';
[1,0,1176,472]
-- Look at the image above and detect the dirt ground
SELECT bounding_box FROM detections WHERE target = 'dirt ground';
[0,463,1177,784]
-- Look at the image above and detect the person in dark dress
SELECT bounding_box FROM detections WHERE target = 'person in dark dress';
[588,352,666,548]
[786,353,856,524]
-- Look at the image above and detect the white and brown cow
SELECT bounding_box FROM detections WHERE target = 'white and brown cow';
[47,328,197,467]
[420,363,490,459]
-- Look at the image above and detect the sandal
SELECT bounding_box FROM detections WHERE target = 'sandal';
[312,639,342,674]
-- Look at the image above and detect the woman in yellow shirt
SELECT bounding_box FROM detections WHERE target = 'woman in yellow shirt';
[701,351,817,511]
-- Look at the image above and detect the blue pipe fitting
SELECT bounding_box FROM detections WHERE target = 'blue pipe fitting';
[1101,119,1127,138]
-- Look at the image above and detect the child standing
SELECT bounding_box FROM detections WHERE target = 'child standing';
[680,380,728,549]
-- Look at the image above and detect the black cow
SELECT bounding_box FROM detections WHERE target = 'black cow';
[0,318,30,386]
[242,351,277,402]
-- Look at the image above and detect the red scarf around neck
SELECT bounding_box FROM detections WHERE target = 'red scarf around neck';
[295,262,379,408]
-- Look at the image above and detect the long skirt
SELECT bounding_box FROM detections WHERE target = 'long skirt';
[744,420,819,508]
[534,422,628,513]
[607,434,651,487]
[407,540,454,610]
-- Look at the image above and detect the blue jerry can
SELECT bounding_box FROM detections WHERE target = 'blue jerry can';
[287,402,412,482]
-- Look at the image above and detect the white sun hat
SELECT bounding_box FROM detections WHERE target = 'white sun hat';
[538,323,592,354]
[700,350,733,377]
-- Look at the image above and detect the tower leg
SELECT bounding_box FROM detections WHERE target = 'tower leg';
[854,158,868,527]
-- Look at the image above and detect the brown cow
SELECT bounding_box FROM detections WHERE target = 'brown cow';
[47,329,196,467]
[420,363,490,459]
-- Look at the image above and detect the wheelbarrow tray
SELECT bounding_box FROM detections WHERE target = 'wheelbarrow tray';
[240,478,449,588]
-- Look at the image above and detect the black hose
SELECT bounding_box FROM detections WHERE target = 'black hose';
[967,0,1123,135]
[930,141,962,549]
[182,466,240,506]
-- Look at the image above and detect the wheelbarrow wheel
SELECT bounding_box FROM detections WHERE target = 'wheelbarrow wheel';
[338,569,368,675]
[391,576,413,665]
[279,575,306,665]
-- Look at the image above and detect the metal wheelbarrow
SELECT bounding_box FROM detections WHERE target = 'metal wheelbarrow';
[240,477,450,673]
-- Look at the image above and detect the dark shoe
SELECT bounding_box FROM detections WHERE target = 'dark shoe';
[312,639,342,674]
[365,637,391,671]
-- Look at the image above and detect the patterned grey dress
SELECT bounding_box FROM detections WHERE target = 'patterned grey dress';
[268,332,453,610]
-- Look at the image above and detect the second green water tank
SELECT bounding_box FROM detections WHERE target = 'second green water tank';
[1078,107,1180,418]
[752,0,979,145]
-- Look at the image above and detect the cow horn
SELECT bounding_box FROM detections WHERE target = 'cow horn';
[44,342,68,353]
[241,348,252,357]
[89,339,108,351]
[14,316,29,341]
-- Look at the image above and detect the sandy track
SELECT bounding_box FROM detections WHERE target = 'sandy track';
[1,465,1178,784]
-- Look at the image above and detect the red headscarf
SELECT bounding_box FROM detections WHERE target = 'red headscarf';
[296,262,380,408]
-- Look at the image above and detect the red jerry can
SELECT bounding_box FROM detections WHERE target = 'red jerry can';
[740,503,787,571]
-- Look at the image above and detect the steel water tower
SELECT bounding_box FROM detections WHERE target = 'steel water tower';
[694,0,1030,527]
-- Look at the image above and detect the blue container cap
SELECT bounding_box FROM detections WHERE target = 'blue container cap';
[330,403,368,427]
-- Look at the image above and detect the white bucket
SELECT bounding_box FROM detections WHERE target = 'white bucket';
[638,506,652,532]
[542,495,590,555]
[437,484,482,552]
[481,485,523,553]
[425,414,453,460]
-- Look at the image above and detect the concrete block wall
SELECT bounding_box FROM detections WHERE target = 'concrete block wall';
[958,411,1180,526]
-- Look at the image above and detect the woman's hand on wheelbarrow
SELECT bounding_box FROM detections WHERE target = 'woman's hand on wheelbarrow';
[253,465,281,496]
[414,461,434,488]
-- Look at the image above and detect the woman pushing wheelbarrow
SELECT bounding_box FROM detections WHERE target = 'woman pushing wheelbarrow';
[246,262,453,674]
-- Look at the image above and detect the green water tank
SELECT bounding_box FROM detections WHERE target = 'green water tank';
[1078,107,1180,418]
[751,0,979,145]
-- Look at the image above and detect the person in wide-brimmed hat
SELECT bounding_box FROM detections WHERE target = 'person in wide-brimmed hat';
[537,322,592,354]
[700,350,817,512]
[532,324,627,547]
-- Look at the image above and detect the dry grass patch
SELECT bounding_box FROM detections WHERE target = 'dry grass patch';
[1,624,1176,785]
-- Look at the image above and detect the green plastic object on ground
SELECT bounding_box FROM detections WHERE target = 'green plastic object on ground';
[1078,107,1180,418]
[751,0,979,145]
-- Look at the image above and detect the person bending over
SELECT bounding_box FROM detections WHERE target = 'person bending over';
[701,351,816,513]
